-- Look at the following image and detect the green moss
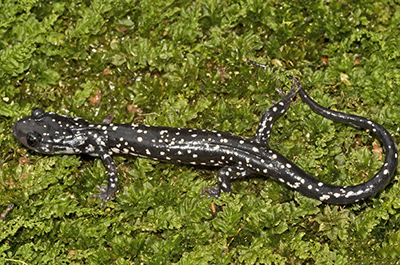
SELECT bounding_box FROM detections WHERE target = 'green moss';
[1,0,400,264]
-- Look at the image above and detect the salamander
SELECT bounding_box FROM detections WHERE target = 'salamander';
[13,66,398,207]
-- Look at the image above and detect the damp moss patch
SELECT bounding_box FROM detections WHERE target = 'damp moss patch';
[1,0,400,264]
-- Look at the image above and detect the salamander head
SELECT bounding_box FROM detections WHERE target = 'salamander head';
[13,108,90,154]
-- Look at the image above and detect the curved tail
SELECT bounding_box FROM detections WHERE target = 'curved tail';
[296,84,398,203]
[247,60,397,203]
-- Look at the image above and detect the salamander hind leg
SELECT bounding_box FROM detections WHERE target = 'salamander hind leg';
[89,152,118,207]
[201,166,256,198]
[253,79,301,145]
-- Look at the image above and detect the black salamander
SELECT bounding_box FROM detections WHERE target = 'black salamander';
[13,69,398,206]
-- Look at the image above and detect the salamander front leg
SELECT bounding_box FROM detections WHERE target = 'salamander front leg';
[201,166,255,198]
[89,152,118,207]
[253,79,300,146]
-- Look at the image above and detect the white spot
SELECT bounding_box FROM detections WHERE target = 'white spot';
[111,147,120,153]
[355,189,364,196]
[137,137,143,142]
[319,194,330,201]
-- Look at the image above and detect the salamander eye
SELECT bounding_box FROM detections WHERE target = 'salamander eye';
[31,108,44,120]
[26,132,42,147]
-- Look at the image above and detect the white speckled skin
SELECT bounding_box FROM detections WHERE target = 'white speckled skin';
[13,73,398,206]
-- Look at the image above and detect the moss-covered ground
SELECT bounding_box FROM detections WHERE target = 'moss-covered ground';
[1,0,400,264]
